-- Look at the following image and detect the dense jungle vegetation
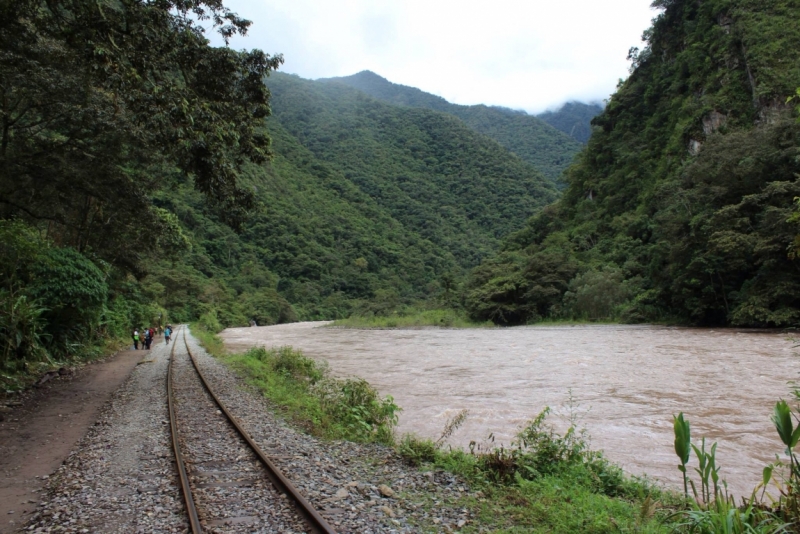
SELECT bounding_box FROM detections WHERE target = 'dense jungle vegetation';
[4,0,800,387]
[465,0,800,327]
[0,0,559,385]
[0,0,285,385]
[324,70,589,181]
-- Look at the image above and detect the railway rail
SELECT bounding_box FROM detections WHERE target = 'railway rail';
[167,327,337,533]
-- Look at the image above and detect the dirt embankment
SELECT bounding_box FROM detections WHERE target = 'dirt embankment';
[0,346,150,533]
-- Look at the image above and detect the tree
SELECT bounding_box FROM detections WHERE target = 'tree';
[0,0,282,273]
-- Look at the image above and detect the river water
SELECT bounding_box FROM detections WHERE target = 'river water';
[220,322,797,497]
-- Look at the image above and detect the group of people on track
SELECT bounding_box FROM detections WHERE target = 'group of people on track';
[132,324,173,350]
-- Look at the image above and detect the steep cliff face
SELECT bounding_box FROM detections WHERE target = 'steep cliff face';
[466,0,800,327]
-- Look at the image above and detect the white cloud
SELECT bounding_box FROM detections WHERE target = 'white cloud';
[210,0,657,113]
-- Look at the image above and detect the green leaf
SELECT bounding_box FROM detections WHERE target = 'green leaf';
[673,413,691,466]
[773,400,794,448]
[791,424,800,448]
[762,465,774,486]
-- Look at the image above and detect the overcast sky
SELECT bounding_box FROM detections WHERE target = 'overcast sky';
[210,0,659,114]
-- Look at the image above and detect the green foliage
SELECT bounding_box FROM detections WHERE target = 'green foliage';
[269,72,558,267]
[27,247,108,351]
[396,435,439,466]
[135,70,564,328]
[0,0,283,246]
[0,220,161,386]
[195,310,223,334]
[399,407,679,533]
[0,220,46,290]
[0,291,50,374]
[465,247,579,325]
[677,496,789,534]
[467,0,800,327]
[331,309,489,328]
[223,346,400,445]
[773,400,800,451]
[563,267,636,320]
[671,412,792,533]
[537,101,605,144]
[673,412,692,498]
[242,288,297,326]
[153,208,192,259]
[322,70,584,181]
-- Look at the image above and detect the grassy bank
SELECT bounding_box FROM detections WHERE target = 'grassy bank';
[397,409,682,533]
[331,309,492,328]
[192,327,690,532]
[193,323,399,444]
[330,309,631,329]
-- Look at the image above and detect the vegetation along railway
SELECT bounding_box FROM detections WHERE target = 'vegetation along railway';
[168,328,337,533]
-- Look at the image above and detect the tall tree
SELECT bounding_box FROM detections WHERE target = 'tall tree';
[0,0,282,272]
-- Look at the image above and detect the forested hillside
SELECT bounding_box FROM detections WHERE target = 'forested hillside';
[536,101,604,143]
[0,0,560,385]
[0,0,288,385]
[144,72,560,328]
[323,71,584,181]
[267,73,558,264]
[466,0,800,327]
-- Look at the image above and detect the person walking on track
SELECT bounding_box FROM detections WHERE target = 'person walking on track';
[165,325,172,345]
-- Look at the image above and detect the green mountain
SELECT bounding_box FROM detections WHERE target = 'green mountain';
[322,70,584,181]
[536,101,604,143]
[267,72,558,264]
[465,0,800,327]
[1,0,560,379]
[147,121,461,324]
[147,72,559,324]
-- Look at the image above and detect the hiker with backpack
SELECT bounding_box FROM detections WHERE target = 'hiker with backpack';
[164,325,172,345]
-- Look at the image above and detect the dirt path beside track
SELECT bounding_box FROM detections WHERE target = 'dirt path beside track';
[0,345,154,533]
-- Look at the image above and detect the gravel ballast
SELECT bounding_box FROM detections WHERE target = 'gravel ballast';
[23,338,186,533]
[23,329,475,533]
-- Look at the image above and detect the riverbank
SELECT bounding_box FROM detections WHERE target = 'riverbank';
[329,309,492,329]
[199,326,683,531]
[218,322,795,499]
[328,309,629,329]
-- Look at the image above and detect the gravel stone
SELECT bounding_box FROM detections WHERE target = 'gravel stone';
[183,330,474,533]
[23,328,475,533]
[23,339,186,533]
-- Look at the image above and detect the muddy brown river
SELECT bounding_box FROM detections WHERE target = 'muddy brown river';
[221,322,797,497]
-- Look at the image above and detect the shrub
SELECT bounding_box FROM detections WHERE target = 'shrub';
[27,247,108,356]
[319,377,400,444]
[196,309,223,333]
[226,346,400,445]
[0,291,50,374]
[563,267,634,320]
[397,435,439,466]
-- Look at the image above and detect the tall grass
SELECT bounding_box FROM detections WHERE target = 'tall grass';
[223,346,400,445]
[398,407,681,532]
[331,309,492,328]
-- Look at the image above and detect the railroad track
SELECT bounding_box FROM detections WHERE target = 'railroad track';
[167,327,336,533]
